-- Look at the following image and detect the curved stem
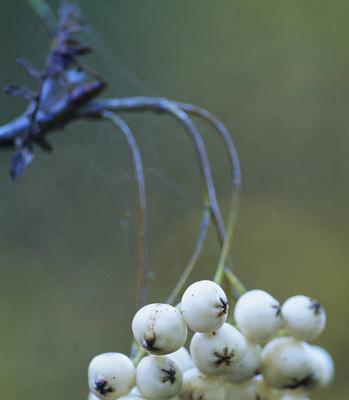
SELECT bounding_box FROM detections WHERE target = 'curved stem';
[166,102,226,243]
[213,198,246,298]
[102,111,148,308]
[213,201,236,285]
[166,199,211,305]
[176,102,242,277]
[85,98,248,300]
[90,97,226,244]
[175,102,241,192]
[224,266,246,298]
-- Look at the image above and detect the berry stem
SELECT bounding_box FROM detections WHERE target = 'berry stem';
[213,199,246,298]
[166,199,211,305]
[223,267,246,297]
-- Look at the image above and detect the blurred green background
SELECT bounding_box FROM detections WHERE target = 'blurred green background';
[0,0,348,399]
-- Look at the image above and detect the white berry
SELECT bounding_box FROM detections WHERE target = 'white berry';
[224,379,259,400]
[225,374,281,400]
[261,337,316,390]
[234,290,282,344]
[224,339,261,383]
[167,347,194,372]
[190,323,246,376]
[88,393,102,400]
[136,355,183,399]
[88,353,136,399]
[282,295,326,341]
[281,395,310,400]
[181,280,229,333]
[132,303,188,355]
[307,344,334,388]
[117,394,148,400]
[179,367,227,400]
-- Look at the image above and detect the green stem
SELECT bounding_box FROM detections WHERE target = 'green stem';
[132,344,146,366]
[166,199,211,305]
[224,266,246,297]
[213,199,246,298]
[213,200,238,285]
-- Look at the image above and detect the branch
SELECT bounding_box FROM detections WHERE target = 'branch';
[0,82,106,147]
[0,1,106,177]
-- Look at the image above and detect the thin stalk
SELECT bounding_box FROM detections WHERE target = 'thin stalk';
[87,98,247,298]
[132,344,146,366]
[213,198,246,298]
[92,97,226,244]
[166,199,211,305]
[102,111,148,308]
[176,102,242,276]
[175,102,241,191]
[224,267,246,298]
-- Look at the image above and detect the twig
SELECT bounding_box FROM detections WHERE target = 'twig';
[101,111,148,308]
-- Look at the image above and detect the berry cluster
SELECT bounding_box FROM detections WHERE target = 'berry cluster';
[87,281,333,400]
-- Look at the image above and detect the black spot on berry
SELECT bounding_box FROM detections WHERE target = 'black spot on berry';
[214,347,235,366]
[309,298,323,316]
[161,365,176,384]
[271,304,282,317]
[94,379,114,395]
[283,373,316,390]
[142,335,161,353]
[215,297,228,318]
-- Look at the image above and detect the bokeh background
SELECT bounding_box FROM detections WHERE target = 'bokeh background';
[0,1,348,399]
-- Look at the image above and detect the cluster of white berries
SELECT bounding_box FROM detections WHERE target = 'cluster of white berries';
[87,281,333,400]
